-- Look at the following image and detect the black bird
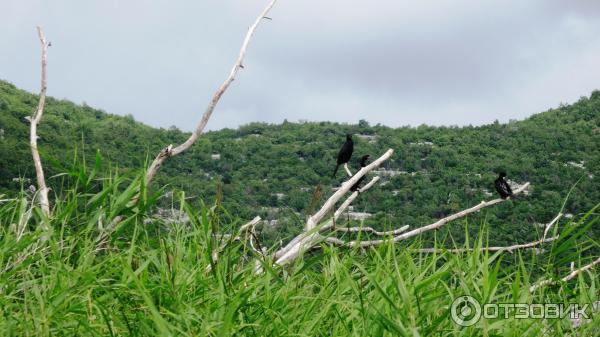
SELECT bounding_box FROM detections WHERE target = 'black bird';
[494,172,513,199]
[332,134,354,177]
[350,155,370,192]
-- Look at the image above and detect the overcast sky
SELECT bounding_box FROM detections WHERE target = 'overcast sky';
[2,1,600,131]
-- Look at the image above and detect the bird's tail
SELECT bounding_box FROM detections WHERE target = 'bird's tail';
[332,165,339,178]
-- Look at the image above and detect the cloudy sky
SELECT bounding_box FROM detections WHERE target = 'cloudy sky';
[2,1,600,131]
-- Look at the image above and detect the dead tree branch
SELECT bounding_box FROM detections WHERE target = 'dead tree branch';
[333,183,530,249]
[273,151,393,266]
[415,237,558,254]
[305,149,393,231]
[343,163,352,177]
[207,216,262,272]
[105,0,278,233]
[530,255,600,292]
[334,224,411,237]
[543,212,562,241]
[30,26,51,217]
[269,179,530,268]
[144,0,278,186]
[414,213,563,253]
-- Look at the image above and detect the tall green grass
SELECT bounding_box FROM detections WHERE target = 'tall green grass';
[0,162,598,336]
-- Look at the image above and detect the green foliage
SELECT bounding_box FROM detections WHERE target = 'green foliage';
[1,79,599,246]
[0,168,598,336]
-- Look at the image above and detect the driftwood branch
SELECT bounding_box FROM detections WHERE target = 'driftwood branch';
[272,183,376,264]
[269,179,531,268]
[105,0,279,234]
[30,26,50,217]
[333,176,379,221]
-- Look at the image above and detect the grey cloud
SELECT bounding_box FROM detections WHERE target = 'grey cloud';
[1,1,599,131]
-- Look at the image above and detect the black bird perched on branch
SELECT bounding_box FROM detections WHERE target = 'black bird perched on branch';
[332,134,353,177]
[350,155,370,192]
[494,172,513,199]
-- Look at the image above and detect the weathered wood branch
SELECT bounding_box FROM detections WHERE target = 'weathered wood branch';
[275,151,392,262]
[334,224,411,237]
[343,163,352,177]
[332,183,530,248]
[269,183,367,262]
[106,0,278,233]
[305,149,393,231]
[30,26,51,217]
[530,255,600,292]
[333,176,379,221]
[144,0,278,186]
[414,213,563,253]
[543,212,563,241]
[273,154,392,267]
[415,236,558,254]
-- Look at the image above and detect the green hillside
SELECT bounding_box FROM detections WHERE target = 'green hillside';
[2,79,600,335]
[1,79,599,246]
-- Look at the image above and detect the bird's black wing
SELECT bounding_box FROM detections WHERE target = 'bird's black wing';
[504,181,513,195]
[337,140,354,165]
[495,179,512,198]
[350,176,365,192]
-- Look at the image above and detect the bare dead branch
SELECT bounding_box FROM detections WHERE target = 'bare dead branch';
[207,216,261,272]
[335,224,411,237]
[274,162,390,266]
[414,213,563,253]
[144,0,279,186]
[543,212,563,241]
[239,216,262,233]
[333,177,379,221]
[414,236,558,254]
[334,183,530,248]
[343,163,352,177]
[30,26,50,218]
[105,0,279,236]
[305,149,393,231]
[275,152,392,263]
[530,255,600,292]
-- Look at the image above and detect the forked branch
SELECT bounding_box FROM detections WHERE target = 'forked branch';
[106,0,279,233]
[274,152,393,266]
[144,0,279,186]
[334,183,530,248]
[305,149,393,231]
[271,178,531,268]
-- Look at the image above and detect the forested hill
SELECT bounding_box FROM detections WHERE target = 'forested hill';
[1,79,599,244]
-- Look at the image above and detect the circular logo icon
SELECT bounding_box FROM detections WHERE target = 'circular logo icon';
[451,295,482,327]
